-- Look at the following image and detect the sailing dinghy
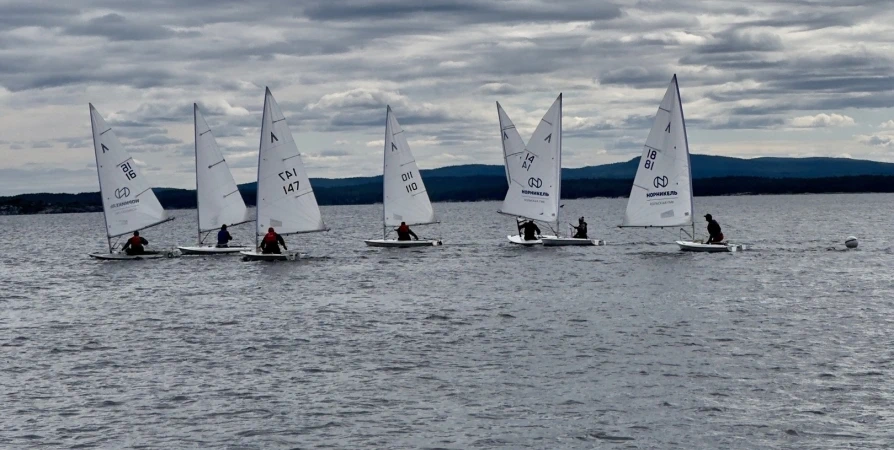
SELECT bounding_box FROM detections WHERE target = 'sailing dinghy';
[619,75,745,252]
[178,104,252,255]
[498,95,603,246]
[88,104,177,260]
[364,106,441,248]
[240,88,329,261]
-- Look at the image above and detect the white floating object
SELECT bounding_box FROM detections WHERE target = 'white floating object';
[845,236,858,249]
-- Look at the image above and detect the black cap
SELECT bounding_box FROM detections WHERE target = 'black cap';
[704,214,712,219]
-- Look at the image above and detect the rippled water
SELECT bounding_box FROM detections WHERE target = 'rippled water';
[2,194,893,449]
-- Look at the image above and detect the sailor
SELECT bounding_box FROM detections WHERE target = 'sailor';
[395,222,418,241]
[122,230,148,255]
[704,214,724,244]
[260,227,287,254]
[572,216,588,239]
[520,220,541,241]
[216,224,232,248]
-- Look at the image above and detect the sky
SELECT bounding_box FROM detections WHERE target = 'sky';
[1,0,894,195]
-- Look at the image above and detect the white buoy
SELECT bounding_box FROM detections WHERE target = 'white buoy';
[845,236,858,249]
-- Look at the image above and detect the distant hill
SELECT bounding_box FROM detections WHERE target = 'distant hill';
[3,155,894,215]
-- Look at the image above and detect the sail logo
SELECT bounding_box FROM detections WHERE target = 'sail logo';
[114,187,130,199]
[528,177,543,188]
[110,199,140,209]
[653,176,668,188]
[522,190,549,197]
[646,190,677,198]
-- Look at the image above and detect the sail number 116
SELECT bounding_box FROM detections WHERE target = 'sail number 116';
[643,149,658,170]
[279,168,300,195]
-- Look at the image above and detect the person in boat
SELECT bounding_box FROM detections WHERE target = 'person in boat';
[122,230,148,255]
[571,216,588,239]
[395,222,418,241]
[704,214,724,244]
[216,224,232,248]
[520,220,541,241]
[260,227,287,254]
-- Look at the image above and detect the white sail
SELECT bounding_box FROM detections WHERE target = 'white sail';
[382,106,435,227]
[498,94,562,222]
[194,104,251,233]
[254,88,326,237]
[90,104,170,238]
[497,102,527,184]
[622,75,693,227]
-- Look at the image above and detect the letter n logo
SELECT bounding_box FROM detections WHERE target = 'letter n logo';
[101,144,110,153]
[270,132,278,143]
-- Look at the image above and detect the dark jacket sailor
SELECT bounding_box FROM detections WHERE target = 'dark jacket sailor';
[217,225,232,248]
[520,220,541,241]
[122,231,149,255]
[704,214,724,244]
[572,217,588,239]
[261,227,287,254]
[395,222,418,241]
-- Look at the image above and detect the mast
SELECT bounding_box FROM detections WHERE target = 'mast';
[89,104,114,254]
[255,89,268,250]
[556,93,563,236]
[675,74,695,229]
[194,104,202,245]
[383,106,389,240]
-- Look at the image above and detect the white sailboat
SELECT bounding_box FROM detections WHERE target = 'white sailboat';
[179,104,253,255]
[619,75,745,252]
[240,88,329,261]
[498,95,603,246]
[88,104,177,260]
[364,106,441,248]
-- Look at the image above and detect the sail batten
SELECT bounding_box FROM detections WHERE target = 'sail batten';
[498,95,562,223]
[382,106,436,228]
[90,104,170,239]
[621,75,693,228]
[254,88,326,237]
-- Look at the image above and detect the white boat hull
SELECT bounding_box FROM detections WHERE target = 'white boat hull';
[507,234,556,246]
[89,250,178,260]
[541,237,606,246]
[178,245,252,255]
[676,241,747,252]
[364,239,442,248]
[239,251,297,261]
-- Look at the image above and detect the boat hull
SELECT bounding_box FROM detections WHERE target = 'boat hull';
[541,237,606,246]
[364,239,442,248]
[240,251,297,261]
[507,234,556,246]
[178,245,252,255]
[89,250,177,260]
[676,241,746,252]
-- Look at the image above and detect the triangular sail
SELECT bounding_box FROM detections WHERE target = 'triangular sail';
[498,94,562,222]
[382,106,435,227]
[622,75,693,227]
[90,104,169,238]
[497,102,526,184]
[194,104,251,233]
[254,88,326,237]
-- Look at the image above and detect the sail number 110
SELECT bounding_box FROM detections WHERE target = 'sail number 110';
[643,149,658,170]
[279,168,300,195]
[402,171,418,193]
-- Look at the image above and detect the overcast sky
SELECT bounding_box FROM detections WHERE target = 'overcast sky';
[1,0,893,195]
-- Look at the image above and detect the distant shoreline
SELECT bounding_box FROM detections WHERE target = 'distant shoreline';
[2,175,893,216]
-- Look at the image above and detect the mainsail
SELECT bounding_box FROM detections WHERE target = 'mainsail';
[498,94,562,223]
[194,104,250,234]
[90,104,170,240]
[621,75,693,227]
[382,106,435,228]
[496,101,527,184]
[254,88,326,238]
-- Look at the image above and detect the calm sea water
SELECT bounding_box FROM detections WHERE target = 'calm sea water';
[2,194,893,449]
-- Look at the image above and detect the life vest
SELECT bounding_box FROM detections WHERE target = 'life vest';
[397,224,409,233]
[263,232,277,244]
[128,236,143,246]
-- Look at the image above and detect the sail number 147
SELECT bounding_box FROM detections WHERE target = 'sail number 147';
[643,149,658,170]
[279,168,300,194]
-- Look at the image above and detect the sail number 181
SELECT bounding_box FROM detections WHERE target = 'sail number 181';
[279,168,300,194]
[643,149,657,170]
